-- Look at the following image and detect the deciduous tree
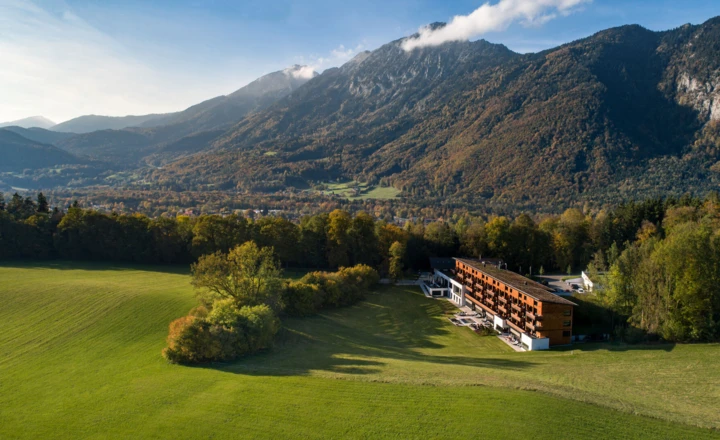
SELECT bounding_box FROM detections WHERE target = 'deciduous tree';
[191,241,283,310]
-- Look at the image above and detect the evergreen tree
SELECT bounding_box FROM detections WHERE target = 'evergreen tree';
[37,193,49,213]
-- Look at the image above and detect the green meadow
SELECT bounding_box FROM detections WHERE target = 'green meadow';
[314,181,401,199]
[1,262,718,439]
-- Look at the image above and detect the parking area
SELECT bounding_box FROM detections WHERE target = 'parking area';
[535,275,583,296]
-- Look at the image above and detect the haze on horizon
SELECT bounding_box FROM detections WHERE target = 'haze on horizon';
[1,0,717,124]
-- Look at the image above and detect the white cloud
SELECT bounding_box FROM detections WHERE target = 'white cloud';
[296,43,366,73]
[402,0,591,51]
[285,65,317,80]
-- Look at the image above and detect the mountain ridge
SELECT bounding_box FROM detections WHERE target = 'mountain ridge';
[0,116,56,130]
[145,17,720,209]
[53,65,319,164]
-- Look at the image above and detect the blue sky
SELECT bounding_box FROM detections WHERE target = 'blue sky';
[1,0,718,123]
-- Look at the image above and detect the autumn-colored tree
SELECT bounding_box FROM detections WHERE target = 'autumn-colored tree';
[388,241,406,281]
[191,241,283,310]
[326,209,352,268]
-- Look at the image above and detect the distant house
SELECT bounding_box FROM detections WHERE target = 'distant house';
[581,271,603,292]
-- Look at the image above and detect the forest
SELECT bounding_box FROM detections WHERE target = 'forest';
[1,191,719,342]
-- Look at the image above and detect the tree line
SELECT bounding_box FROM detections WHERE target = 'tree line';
[3,191,719,342]
[590,197,720,342]
[0,191,707,277]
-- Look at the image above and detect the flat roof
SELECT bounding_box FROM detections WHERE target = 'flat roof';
[429,257,455,271]
[454,258,577,306]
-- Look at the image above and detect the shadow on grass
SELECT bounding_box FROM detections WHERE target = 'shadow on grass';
[0,259,191,275]
[196,286,536,377]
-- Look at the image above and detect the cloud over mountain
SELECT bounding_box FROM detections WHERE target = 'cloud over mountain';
[402,0,590,51]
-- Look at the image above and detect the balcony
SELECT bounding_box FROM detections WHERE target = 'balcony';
[498,305,508,315]
[511,312,521,322]
[485,289,496,297]
[498,296,508,304]
[511,303,522,312]
[526,322,543,331]
[526,311,542,321]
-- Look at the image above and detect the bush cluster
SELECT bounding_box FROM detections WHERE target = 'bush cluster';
[162,303,279,364]
[282,264,380,317]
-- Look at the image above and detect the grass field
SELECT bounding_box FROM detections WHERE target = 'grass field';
[1,262,719,439]
[313,181,401,200]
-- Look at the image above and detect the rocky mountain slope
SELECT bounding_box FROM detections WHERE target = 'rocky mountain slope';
[149,18,720,209]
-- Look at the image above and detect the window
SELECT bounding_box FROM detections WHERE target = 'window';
[563,331,571,337]
[563,321,571,327]
[563,310,572,316]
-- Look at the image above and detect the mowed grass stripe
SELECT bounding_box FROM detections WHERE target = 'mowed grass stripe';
[0,262,718,439]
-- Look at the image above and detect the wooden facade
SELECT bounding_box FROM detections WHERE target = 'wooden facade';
[454,258,576,346]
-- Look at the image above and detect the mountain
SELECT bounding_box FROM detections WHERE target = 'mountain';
[148,18,720,209]
[1,126,76,145]
[0,116,55,129]
[0,129,83,172]
[57,129,153,163]
[51,114,174,134]
[142,65,319,132]
[55,65,318,164]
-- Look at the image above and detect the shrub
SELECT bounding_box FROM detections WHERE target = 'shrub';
[162,316,222,364]
[476,326,496,336]
[337,264,380,291]
[163,302,280,364]
[297,264,380,311]
[282,281,322,317]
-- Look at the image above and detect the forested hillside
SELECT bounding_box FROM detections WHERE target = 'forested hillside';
[0,130,83,172]
[51,113,173,134]
[0,126,77,145]
[148,18,720,210]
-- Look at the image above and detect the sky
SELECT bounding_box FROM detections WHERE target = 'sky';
[1,0,718,124]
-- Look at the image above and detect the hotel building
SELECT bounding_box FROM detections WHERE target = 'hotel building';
[424,258,576,349]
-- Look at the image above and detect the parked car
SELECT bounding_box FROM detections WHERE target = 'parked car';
[577,288,585,293]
